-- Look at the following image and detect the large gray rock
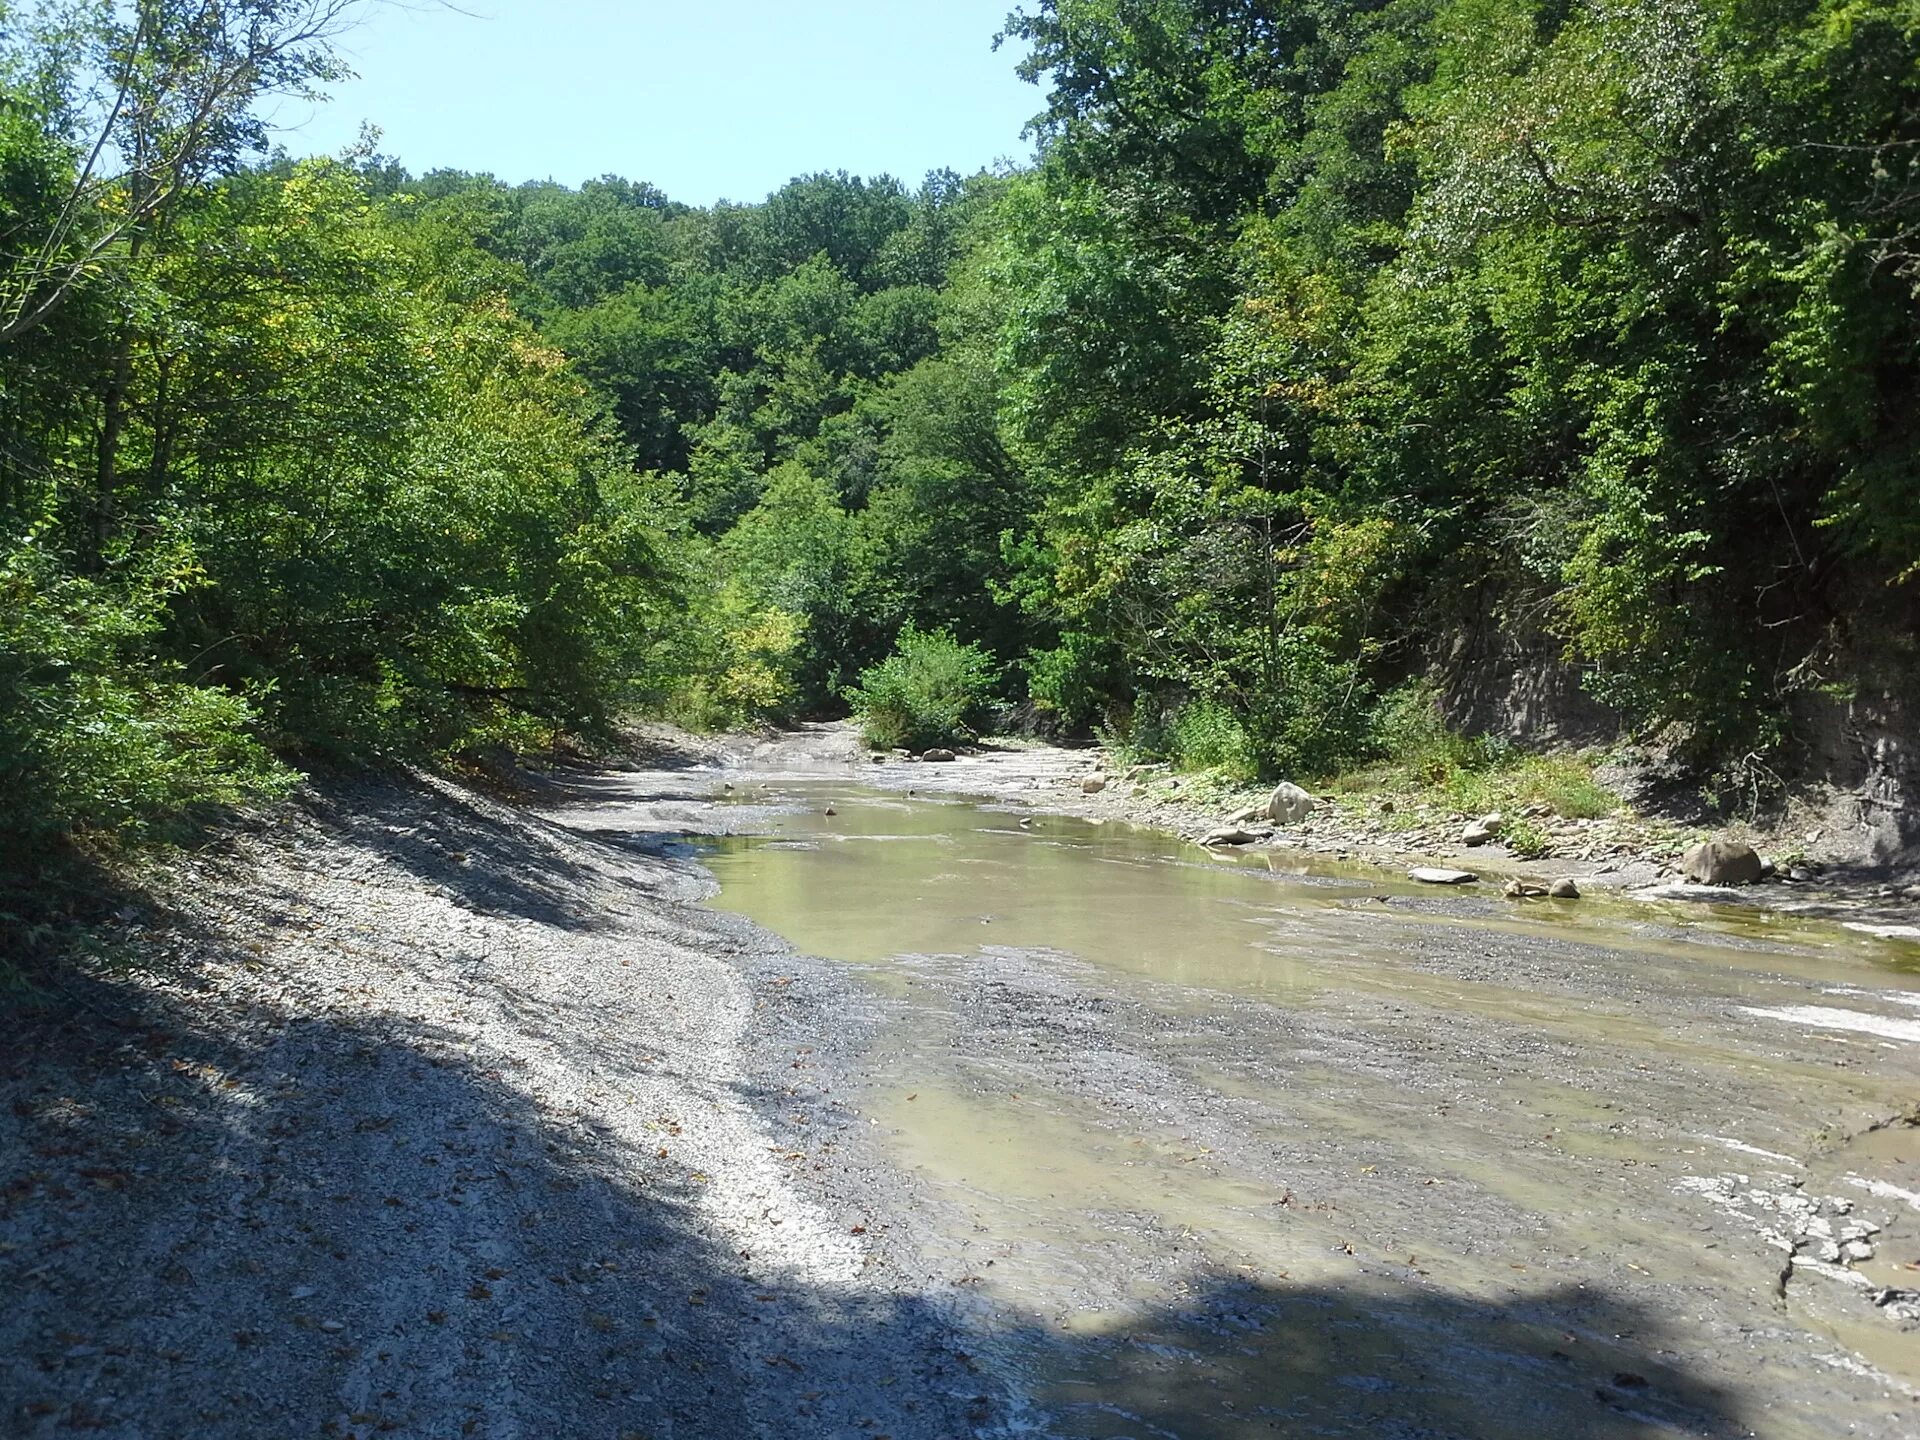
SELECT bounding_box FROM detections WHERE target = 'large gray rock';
[921,748,957,763]
[1681,839,1764,886]
[1462,812,1506,846]
[1081,775,1108,794]
[1409,866,1477,885]
[1266,782,1317,825]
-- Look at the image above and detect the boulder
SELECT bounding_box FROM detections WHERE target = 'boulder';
[1266,781,1317,825]
[1504,880,1549,899]
[1462,812,1506,846]
[1549,878,1581,899]
[1081,775,1108,794]
[921,748,957,763]
[1681,839,1764,886]
[1409,866,1477,885]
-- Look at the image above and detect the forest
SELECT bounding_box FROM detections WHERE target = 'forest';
[4,0,1918,921]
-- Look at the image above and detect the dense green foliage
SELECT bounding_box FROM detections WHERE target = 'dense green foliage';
[0,5,681,917]
[7,0,1919,924]
[434,0,1919,783]
[847,625,1000,751]
[987,0,1920,776]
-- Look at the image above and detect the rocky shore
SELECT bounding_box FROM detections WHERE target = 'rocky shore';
[849,730,1920,940]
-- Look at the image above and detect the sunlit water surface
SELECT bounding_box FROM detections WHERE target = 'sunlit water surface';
[697,783,1920,1439]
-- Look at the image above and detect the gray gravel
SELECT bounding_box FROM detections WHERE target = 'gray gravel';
[5,728,1918,1440]
[1,762,988,1439]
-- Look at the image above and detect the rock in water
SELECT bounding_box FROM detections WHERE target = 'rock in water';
[1266,781,1317,824]
[1681,839,1763,886]
[921,748,957,763]
[1200,826,1261,847]
[1081,775,1108,794]
[1549,878,1581,899]
[1504,879,1549,899]
[1409,867,1477,885]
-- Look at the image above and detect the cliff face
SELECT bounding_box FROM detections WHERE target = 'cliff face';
[1797,642,1920,867]
[1431,596,1920,871]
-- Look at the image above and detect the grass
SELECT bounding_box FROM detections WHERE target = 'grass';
[1097,684,1629,840]
[1322,684,1623,824]
[1328,748,1619,819]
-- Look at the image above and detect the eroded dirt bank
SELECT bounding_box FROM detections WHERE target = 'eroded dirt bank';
[4,728,1918,1439]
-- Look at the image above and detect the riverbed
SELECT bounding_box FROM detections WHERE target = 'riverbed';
[4,738,1914,1440]
[699,776,1920,1439]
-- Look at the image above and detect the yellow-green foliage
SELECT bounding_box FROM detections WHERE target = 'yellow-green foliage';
[667,582,804,730]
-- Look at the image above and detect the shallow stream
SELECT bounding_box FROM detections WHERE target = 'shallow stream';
[699,783,1920,1438]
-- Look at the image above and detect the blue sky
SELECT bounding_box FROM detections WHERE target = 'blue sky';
[273,1,1044,204]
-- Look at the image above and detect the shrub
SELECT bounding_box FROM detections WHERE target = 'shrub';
[1240,631,1375,780]
[1025,630,1115,733]
[1371,681,1502,778]
[1167,698,1259,779]
[1353,681,1620,822]
[0,544,293,866]
[1502,818,1554,859]
[667,583,806,730]
[847,625,998,751]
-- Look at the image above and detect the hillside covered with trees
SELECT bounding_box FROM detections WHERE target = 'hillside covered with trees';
[6,0,1919,924]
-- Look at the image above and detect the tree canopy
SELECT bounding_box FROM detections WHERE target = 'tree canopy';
[6,0,1919,920]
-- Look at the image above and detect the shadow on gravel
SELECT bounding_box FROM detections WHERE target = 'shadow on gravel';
[5,971,1759,1440]
[297,778,620,933]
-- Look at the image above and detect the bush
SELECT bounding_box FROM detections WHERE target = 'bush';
[1167,698,1259,779]
[1,542,295,970]
[1347,681,1620,822]
[1025,631,1117,733]
[847,625,998,751]
[1370,681,1502,778]
[666,582,806,730]
[0,544,294,866]
[1502,818,1554,859]
[1240,631,1375,780]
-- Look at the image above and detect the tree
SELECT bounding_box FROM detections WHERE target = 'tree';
[0,0,372,342]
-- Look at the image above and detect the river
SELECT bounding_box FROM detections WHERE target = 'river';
[699,779,1920,1439]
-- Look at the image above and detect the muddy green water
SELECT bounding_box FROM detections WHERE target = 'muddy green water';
[699,783,1920,1439]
